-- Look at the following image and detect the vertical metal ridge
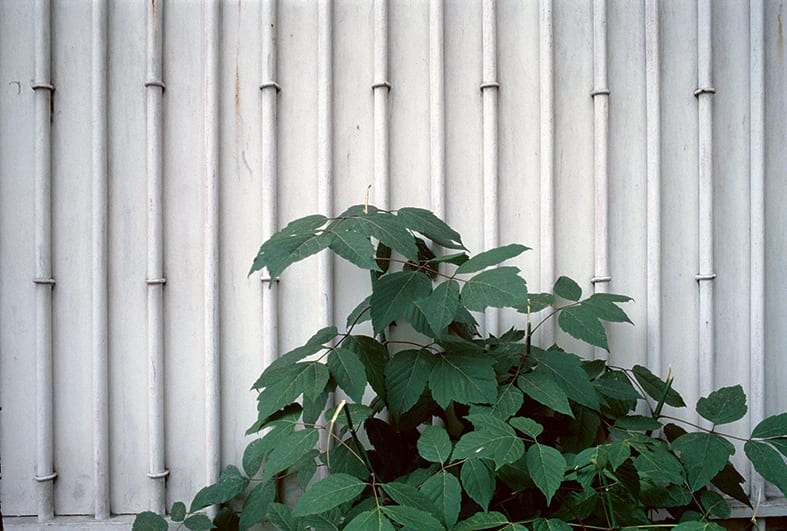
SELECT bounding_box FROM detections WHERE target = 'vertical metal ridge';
[429,0,445,221]
[695,0,715,420]
[33,0,56,521]
[482,0,499,336]
[748,0,765,498]
[539,0,555,344]
[373,0,390,209]
[645,0,662,377]
[591,0,610,360]
[91,0,110,519]
[203,0,221,503]
[145,0,168,514]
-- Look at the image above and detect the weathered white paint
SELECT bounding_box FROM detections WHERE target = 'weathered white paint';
[373,0,390,209]
[1,2,785,526]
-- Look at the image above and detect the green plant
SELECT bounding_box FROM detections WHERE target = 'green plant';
[135,205,787,531]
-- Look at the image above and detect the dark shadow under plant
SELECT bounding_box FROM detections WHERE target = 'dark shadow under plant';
[134,205,787,531]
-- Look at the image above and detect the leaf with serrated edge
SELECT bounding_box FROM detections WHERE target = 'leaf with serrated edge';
[329,227,381,271]
[414,280,460,336]
[190,465,249,512]
[132,512,169,531]
[418,425,452,464]
[745,441,787,497]
[558,305,608,350]
[345,211,419,261]
[527,443,566,505]
[266,503,301,531]
[421,471,462,528]
[183,514,214,530]
[533,518,572,531]
[343,509,395,531]
[453,511,510,531]
[532,349,599,411]
[631,364,687,408]
[581,293,633,323]
[370,270,432,335]
[517,370,574,418]
[553,276,582,301]
[385,349,435,416]
[262,428,319,481]
[752,412,787,439]
[453,415,524,469]
[381,482,442,521]
[327,347,367,403]
[238,480,276,531]
[429,353,497,409]
[292,473,366,516]
[254,326,337,388]
[461,459,496,511]
[397,207,466,250]
[696,385,747,426]
[456,244,529,274]
[381,505,445,531]
[509,416,544,439]
[461,267,528,311]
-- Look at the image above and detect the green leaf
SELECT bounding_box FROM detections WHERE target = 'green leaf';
[327,347,367,403]
[418,425,453,464]
[581,293,633,323]
[427,251,469,267]
[266,503,302,531]
[614,415,663,432]
[184,514,216,530]
[329,227,381,271]
[672,522,726,531]
[324,402,374,428]
[594,370,642,401]
[343,509,395,531]
[345,335,388,400]
[700,489,731,519]
[769,437,787,457]
[429,353,497,409]
[249,214,329,276]
[509,417,544,439]
[527,443,566,505]
[385,349,436,416]
[190,466,249,512]
[342,210,420,261]
[470,385,524,420]
[132,512,169,531]
[453,511,510,531]
[170,501,187,522]
[380,482,442,521]
[254,326,337,387]
[455,244,529,274]
[461,459,496,511]
[696,385,747,426]
[262,428,319,481]
[553,276,582,301]
[346,295,372,328]
[397,207,466,250]
[711,462,751,508]
[421,471,462,528]
[381,505,445,531]
[533,518,572,531]
[238,480,277,531]
[292,473,366,516]
[413,280,460,336]
[517,370,574,418]
[532,349,599,411]
[633,444,685,485]
[745,441,787,496]
[526,293,555,313]
[370,270,433,334]
[631,364,686,408]
[453,414,525,469]
[558,305,608,350]
[752,412,787,439]
[255,362,330,424]
[461,267,528,312]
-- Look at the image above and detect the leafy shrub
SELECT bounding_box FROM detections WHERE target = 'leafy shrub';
[135,205,787,531]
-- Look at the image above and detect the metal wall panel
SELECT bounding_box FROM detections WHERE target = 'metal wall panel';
[1,0,785,524]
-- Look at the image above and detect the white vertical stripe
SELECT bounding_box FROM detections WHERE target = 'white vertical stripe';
[429,0,445,221]
[645,0,662,377]
[591,0,610,359]
[482,0,499,336]
[145,0,167,514]
[373,0,390,209]
[539,0,555,344]
[695,0,715,418]
[91,0,110,519]
[203,0,221,500]
[33,0,56,521]
[749,0,765,498]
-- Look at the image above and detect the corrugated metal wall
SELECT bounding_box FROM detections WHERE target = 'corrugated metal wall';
[1,0,784,526]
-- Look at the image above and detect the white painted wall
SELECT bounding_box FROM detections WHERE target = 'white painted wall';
[1,0,785,525]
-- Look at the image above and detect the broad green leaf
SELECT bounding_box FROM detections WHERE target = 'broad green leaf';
[631,364,687,408]
[427,251,469,267]
[769,437,787,457]
[329,227,381,271]
[517,370,574,418]
[532,349,599,411]
[292,473,366,516]
[581,293,633,323]
[300,509,342,531]
[696,385,747,426]
[238,480,276,531]
[190,466,249,512]
[461,459,496,511]
[421,471,462,528]
[381,505,445,531]
[385,349,436,416]
[251,231,334,282]
[509,417,544,439]
[397,207,465,250]
[328,437,370,480]
[553,276,582,301]
[249,214,328,276]
[327,347,367,403]
[711,462,750,508]
[745,441,787,496]
[132,512,169,531]
[343,509,395,531]
[183,514,215,530]
[558,305,608,350]
[456,244,529,274]
[672,522,726,531]
[429,353,497,408]
[461,267,528,312]
[324,403,374,428]
[370,270,432,334]
[344,335,388,400]
[413,280,460,336]
[243,429,286,476]
[527,443,566,505]
[418,425,452,464]
[633,444,685,485]
[533,518,572,531]
[453,414,524,469]
[699,490,730,519]
[614,415,663,432]
[381,482,442,521]
[346,295,372,328]
[594,370,643,401]
[266,503,302,531]
[254,326,337,387]
[453,511,510,531]
[526,293,555,313]
[170,501,187,522]
[262,428,319,481]
[470,384,524,420]
[752,412,787,439]
[256,362,330,423]
[342,210,420,261]
[672,433,735,491]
